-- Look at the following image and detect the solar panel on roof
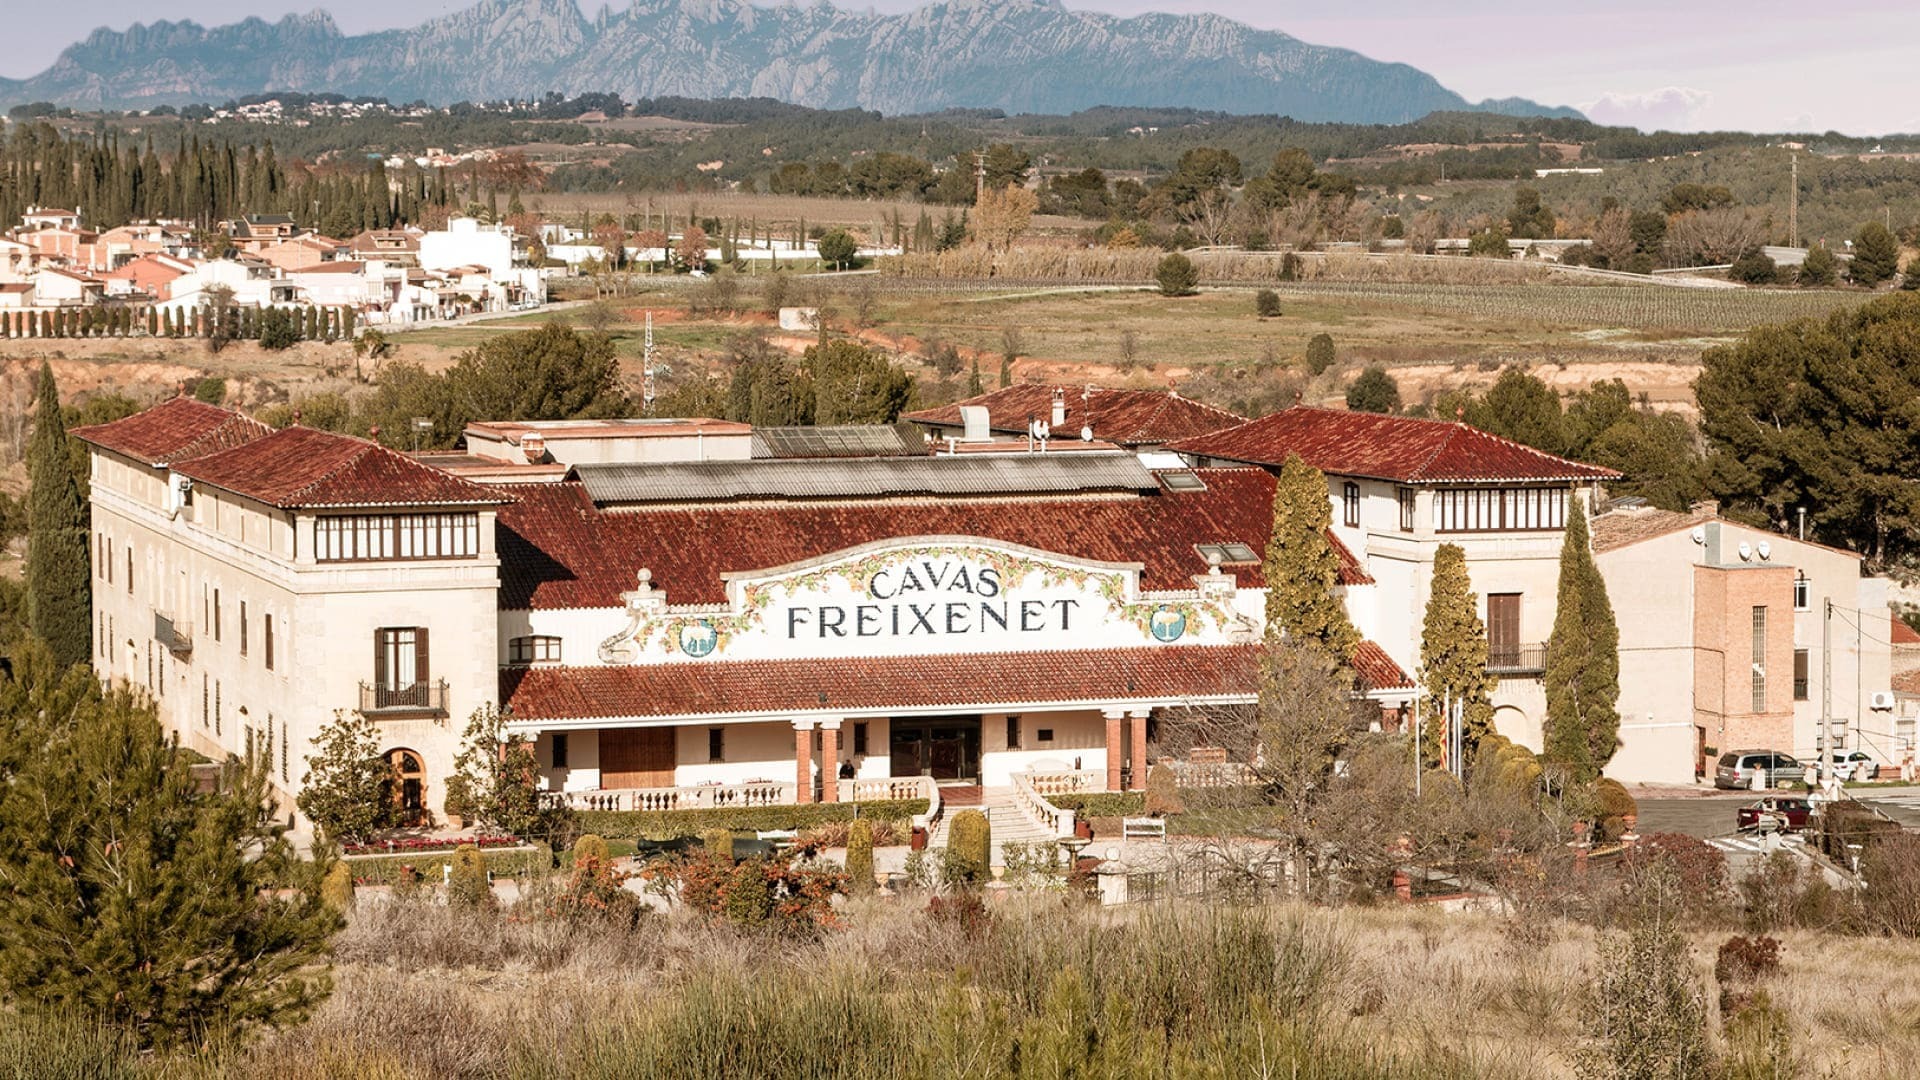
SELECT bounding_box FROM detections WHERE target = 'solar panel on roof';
[1158,470,1207,492]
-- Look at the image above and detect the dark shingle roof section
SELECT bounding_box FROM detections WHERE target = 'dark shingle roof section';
[71,397,271,466]
[1167,405,1620,484]
[171,426,511,510]
[750,424,926,459]
[502,645,1261,721]
[903,384,1246,447]
[570,453,1159,505]
[499,468,1368,611]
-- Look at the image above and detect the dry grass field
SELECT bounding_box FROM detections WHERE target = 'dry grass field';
[14,892,1910,1078]
[524,190,1096,235]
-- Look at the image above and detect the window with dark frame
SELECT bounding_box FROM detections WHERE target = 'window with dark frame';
[552,732,570,769]
[1793,575,1810,611]
[1751,606,1767,712]
[708,727,725,762]
[852,722,868,756]
[264,614,274,671]
[1037,727,1054,743]
[1397,487,1415,531]
[508,635,562,665]
[1342,482,1360,527]
[1433,486,1568,533]
[1006,715,1021,749]
[315,512,481,562]
[373,627,430,708]
[1794,649,1809,701]
[126,549,133,594]
[213,588,221,642]
[239,601,248,657]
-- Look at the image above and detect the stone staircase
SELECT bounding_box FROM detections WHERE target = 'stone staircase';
[930,786,1057,862]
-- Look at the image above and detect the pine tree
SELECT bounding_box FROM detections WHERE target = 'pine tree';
[1543,497,1620,782]
[0,646,341,1048]
[1261,454,1360,662]
[26,364,90,668]
[1418,543,1496,768]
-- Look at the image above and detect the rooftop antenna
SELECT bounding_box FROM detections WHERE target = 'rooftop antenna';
[641,310,657,416]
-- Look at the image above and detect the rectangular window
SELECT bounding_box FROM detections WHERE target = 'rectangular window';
[202,674,209,727]
[852,722,868,756]
[1793,576,1810,611]
[508,635,562,665]
[374,627,428,694]
[1006,715,1022,749]
[1434,487,1568,533]
[1751,606,1767,713]
[551,732,570,769]
[106,537,112,584]
[1793,649,1810,701]
[213,588,221,642]
[1487,594,1523,668]
[1397,487,1415,531]
[126,549,133,594]
[1342,482,1361,527]
[215,680,222,737]
[96,532,103,578]
[280,720,289,781]
[1036,728,1055,743]
[239,601,248,657]
[264,615,274,671]
[315,512,481,562]
[708,727,725,763]
[263,723,273,780]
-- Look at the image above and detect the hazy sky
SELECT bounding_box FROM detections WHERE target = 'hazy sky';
[8,0,1916,135]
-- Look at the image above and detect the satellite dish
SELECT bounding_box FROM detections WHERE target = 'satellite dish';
[1756,541,1772,561]
[1690,526,1706,544]
[1737,541,1753,561]
[1080,425,1093,442]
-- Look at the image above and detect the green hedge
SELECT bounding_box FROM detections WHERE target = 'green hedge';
[344,843,553,885]
[573,798,929,841]
[1049,793,1146,818]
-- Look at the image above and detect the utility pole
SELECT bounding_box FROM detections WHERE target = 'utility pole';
[1789,153,1799,249]
[974,149,987,203]
[641,310,656,416]
[1821,597,1833,777]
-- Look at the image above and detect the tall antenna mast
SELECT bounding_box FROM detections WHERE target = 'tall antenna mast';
[1789,153,1799,249]
[642,310,657,416]
[974,148,987,202]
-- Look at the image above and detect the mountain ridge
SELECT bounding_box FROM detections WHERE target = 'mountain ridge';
[0,0,1582,125]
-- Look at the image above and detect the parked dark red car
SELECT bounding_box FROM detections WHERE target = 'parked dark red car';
[1735,796,1813,833]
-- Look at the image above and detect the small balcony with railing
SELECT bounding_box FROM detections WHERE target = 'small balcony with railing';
[1486,643,1549,677]
[358,679,449,717]
[154,612,193,655]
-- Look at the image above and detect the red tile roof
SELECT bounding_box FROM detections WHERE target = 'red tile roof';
[903,384,1245,447]
[171,426,510,509]
[71,397,271,466]
[1167,406,1619,484]
[1354,640,1414,692]
[1894,669,1920,696]
[1894,613,1920,647]
[502,645,1262,721]
[498,469,1370,610]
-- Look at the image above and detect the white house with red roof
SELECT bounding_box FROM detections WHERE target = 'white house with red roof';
[73,398,1422,838]
[1171,406,1621,754]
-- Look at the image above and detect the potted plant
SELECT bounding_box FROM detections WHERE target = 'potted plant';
[442,774,474,831]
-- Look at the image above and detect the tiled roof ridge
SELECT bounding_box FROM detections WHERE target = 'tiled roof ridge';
[1286,403,1614,482]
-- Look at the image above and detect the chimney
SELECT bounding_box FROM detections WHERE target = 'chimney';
[959,405,990,442]
[1050,388,1067,429]
[521,431,547,463]
[1690,499,1719,519]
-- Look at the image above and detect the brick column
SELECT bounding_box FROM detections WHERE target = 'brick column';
[819,720,841,803]
[1129,710,1150,791]
[793,719,816,804]
[1103,709,1125,792]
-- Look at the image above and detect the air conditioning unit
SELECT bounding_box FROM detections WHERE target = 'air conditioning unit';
[1871,690,1896,711]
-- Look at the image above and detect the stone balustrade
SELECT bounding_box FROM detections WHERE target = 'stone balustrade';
[541,781,796,813]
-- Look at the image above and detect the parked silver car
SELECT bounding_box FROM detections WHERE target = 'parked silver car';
[1713,750,1806,790]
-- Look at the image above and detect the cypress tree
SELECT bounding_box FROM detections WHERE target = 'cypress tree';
[1543,497,1620,782]
[1418,543,1497,768]
[25,363,92,668]
[1261,454,1360,662]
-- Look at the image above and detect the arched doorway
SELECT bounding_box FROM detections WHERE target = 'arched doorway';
[384,748,428,828]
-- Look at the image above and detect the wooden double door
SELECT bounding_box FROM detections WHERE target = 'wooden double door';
[600,728,676,788]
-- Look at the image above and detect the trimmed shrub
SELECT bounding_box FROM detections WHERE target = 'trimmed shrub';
[1253,288,1282,318]
[1049,792,1146,818]
[701,828,735,862]
[1729,248,1776,285]
[845,818,875,895]
[447,844,491,906]
[572,833,610,868]
[724,859,775,926]
[1593,777,1638,841]
[1143,763,1184,817]
[573,798,927,841]
[945,810,991,887]
[320,860,356,914]
[1155,253,1198,297]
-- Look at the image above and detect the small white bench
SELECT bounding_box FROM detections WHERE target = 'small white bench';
[1121,817,1166,839]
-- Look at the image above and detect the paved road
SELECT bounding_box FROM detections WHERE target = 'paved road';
[1633,791,1757,840]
